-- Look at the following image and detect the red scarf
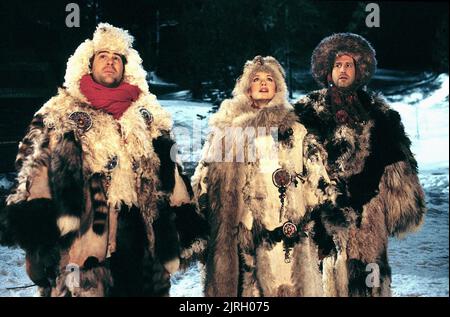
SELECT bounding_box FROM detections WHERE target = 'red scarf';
[79,74,141,120]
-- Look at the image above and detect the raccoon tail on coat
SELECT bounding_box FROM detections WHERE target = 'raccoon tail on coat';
[89,173,109,235]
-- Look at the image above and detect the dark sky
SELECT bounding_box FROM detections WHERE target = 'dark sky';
[0,0,447,172]
[0,0,448,91]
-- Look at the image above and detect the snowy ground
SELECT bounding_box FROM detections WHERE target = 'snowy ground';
[386,73,449,297]
[0,73,448,297]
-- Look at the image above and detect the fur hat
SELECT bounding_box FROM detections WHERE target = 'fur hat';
[209,56,291,129]
[232,55,288,108]
[311,33,377,88]
[64,23,149,102]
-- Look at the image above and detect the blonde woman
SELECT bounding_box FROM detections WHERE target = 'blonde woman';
[192,56,346,296]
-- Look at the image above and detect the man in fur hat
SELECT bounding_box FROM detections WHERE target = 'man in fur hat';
[294,33,426,296]
[0,23,207,296]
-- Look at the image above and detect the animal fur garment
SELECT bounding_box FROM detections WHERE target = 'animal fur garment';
[89,173,109,235]
[2,23,205,297]
[50,131,84,237]
[192,56,340,297]
[154,199,182,271]
[294,88,426,296]
[311,33,377,88]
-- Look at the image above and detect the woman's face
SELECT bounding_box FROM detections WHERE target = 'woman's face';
[249,71,276,105]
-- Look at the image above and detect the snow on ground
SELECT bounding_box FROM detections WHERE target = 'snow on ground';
[148,71,178,87]
[0,73,448,297]
[170,263,204,297]
[159,99,213,173]
[387,73,449,297]
[390,169,449,297]
[390,74,449,170]
[0,249,37,297]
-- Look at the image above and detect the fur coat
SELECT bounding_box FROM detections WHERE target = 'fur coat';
[192,57,340,296]
[293,88,427,296]
[0,23,207,297]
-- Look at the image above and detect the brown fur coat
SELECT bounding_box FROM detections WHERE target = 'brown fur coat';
[294,88,426,296]
[192,94,338,297]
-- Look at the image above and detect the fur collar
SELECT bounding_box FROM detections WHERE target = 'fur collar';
[64,23,150,105]
[35,88,169,209]
[210,97,297,130]
[295,88,392,124]
[294,88,383,179]
[294,88,396,137]
[37,88,172,141]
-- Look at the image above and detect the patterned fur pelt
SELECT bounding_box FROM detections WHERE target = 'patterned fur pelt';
[7,115,51,205]
[1,92,204,296]
[50,131,85,237]
[193,91,338,296]
[191,56,345,297]
[294,88,426,296]
[1,23,208,297]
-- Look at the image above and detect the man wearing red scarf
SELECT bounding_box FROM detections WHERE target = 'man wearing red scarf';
[0,23,207,297]
[79,50,141,120]
[293,33,426,296]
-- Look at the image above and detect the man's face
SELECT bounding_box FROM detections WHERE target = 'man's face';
[331,54,356,88]
[249,71,277,104]
[91,50,124,88]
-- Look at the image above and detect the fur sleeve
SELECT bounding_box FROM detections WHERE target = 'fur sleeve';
[191,160,210,218]
[0,115,62,287]
[192,131,242,296]
[294,91,330,139]
[302,131,336,207]
[173,155,208,265]
[368,100,426,236]
[0,115,62,249]
[380,161,426,236]
[378,108,426,236]
[1,115,88,243]
[6,114,51,205]
[152,132,208,272]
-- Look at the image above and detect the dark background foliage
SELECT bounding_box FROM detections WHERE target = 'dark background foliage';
[0,0,448,98]
[0,0,448,173]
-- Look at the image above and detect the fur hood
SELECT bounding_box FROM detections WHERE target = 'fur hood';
[311,33,377,88]
[65,23,147,100]
[194,56,334,296]
[61,23,171,132]
[210,56,292,130]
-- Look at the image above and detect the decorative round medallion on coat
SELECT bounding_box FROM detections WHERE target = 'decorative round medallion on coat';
[68,111,93,132]
[45,121,55,129]
[106,155,118,170]
[272,168,292,188]
[282,221,298,239]
[335,109,350,124]
[139,108,153,125]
